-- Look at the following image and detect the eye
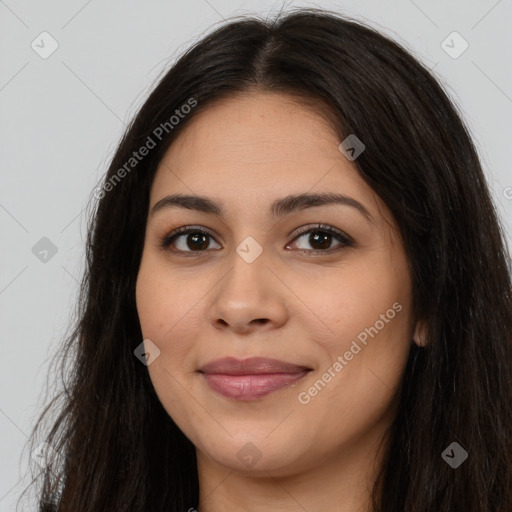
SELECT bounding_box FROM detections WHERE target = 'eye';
[160,226,220,254]
[286,224,353,254]
[159,223,353,256]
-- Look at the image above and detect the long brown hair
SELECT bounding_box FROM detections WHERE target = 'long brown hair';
[20,7,512,511]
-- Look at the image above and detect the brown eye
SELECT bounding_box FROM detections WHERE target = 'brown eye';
[306,231,334,250]
[161,223,353,256]
[287,224,353,253]
[182,232,209,251]
[160,227,221,253]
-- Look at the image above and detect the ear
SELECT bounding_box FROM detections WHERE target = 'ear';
[412,320,428,347]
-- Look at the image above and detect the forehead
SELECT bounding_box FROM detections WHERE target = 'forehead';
[167,92,339,165]
[149,92,389,226]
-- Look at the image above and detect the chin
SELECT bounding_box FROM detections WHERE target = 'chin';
[196,432,310,476]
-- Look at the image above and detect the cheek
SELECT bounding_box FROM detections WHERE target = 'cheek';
[135,254,209,378]
[293,256,409,353]
[294,300,411,449]
[135,256,202,424]
[136,253,198,338]
[135,261,165,338]
[292,254,412,416]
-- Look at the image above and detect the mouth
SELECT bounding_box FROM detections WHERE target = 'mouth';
[198,357,312,401]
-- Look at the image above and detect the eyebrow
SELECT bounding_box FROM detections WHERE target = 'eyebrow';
[150,192,373,222]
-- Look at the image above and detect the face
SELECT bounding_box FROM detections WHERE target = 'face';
[136,91,417,477]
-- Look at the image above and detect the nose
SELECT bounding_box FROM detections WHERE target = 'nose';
[207,250,288,335]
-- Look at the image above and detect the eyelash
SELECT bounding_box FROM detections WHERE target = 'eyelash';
[159,223,354,257]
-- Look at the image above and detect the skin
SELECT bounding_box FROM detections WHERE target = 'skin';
[135,91,426,512]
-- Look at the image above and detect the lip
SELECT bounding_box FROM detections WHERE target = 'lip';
[198,357,312,401]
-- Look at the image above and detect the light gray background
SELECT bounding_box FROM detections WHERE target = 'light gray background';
[1,0,511,509]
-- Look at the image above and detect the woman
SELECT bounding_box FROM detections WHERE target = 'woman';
[22,7,512,512]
